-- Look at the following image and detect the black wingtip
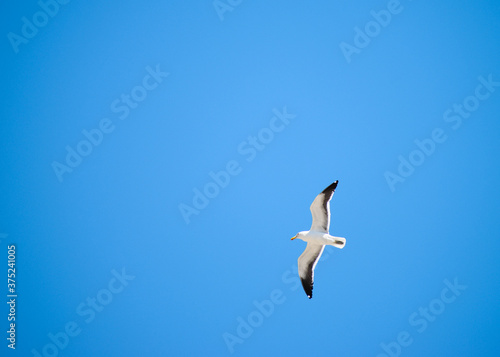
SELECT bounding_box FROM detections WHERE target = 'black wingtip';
[301,279,314,299]
[322,180,339,194]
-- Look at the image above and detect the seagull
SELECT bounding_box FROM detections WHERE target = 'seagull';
[291,181,346,299]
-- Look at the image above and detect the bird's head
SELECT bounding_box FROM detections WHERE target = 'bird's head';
[290,231,307,241]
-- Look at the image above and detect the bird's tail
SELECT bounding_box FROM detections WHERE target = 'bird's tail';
[330,236,346,249]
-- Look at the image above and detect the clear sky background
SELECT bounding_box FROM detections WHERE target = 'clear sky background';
[1,1,500,356]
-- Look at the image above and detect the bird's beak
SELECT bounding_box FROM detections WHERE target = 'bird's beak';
[291,235,297,240]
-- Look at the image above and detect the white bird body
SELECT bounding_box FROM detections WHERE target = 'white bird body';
[291,180,346,298]
[294,230,346,248]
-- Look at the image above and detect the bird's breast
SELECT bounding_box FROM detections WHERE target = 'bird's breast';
[305,231,331,244]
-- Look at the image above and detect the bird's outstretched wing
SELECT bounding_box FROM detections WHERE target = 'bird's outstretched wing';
[298,243,325,299]
[309,181,338,233]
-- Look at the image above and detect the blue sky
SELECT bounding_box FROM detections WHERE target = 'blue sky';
[1,1,500,356]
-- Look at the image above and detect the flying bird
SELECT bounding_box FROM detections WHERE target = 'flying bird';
[291,181,346,299]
